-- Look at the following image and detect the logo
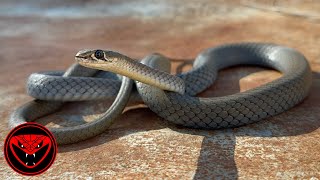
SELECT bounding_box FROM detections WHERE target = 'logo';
[4,122,57,176]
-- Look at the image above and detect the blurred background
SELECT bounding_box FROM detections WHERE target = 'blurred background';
[0,0,319,179]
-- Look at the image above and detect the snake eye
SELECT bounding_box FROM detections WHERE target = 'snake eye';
[18,141,24,148]
[36,141,43,148]
[94,50,104,59]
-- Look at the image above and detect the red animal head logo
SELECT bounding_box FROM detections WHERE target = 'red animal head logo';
[4,123,57,176]
[9,135,52,168]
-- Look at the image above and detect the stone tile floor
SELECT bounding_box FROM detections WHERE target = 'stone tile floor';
[0,0,319,179]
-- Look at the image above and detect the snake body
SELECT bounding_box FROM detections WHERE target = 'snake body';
[9,43,312,144]
[10,65,134,144]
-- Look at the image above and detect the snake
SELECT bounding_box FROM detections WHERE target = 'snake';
[9,43,312,145]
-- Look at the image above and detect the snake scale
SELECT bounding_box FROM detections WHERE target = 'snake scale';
[9,43,312,145]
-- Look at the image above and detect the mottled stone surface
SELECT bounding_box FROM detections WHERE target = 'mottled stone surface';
[0,0,319,179]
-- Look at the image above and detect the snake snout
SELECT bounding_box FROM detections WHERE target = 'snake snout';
[75,49,98,65]
[75,49,94,58]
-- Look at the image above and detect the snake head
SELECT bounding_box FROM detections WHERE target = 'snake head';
[75,49,123,70]
[75,49,110,63]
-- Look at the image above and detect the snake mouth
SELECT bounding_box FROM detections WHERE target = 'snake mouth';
[75,56,105,64]
[74,56,87,62]
[76,59,101,66]
[75,57,96,65]
[25,153,36,167]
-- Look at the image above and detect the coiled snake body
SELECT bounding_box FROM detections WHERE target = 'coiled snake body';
[9,43,312,145]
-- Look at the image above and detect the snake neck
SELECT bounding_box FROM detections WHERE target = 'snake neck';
[111,56,185,94]
[77,51,185,94]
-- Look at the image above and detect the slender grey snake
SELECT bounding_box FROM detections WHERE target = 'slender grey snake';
[9,43,312,145]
